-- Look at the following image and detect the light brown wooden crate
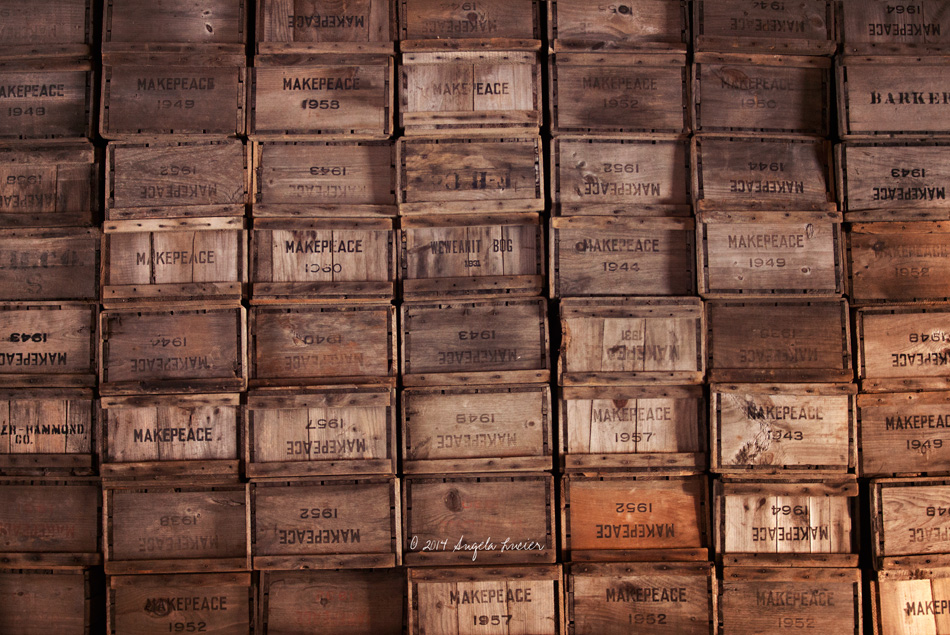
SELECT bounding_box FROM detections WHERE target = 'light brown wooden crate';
[871,567,950,635]
[408,565,563,635]
[559,296,705,386]
[840,0,950,54]
[858,391,950,478]
[548,0,689,52]
[694,0,836,55]
[0,57,94,140]
[399,0,541,41]
[108,572,253,635]
[0,226,98,301]
[870,476,950,569]
[567,561,715,635]
[402,384,552,474]
[707,298,853,382]
[0,0,94,59]
[714,475,859,567]
[246,385,396,478]
[257,0,394,55]
[0,568,99,635]
[103,0,247,53]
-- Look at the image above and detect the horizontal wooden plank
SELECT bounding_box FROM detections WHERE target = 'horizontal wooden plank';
[0,569,95,635]
[103,0,247,51]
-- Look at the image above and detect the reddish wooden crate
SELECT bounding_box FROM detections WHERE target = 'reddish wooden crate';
[0,568,102,635]
[694,0,835,55]
[858,391,950,478]
[548,0,689,52]
[840,0,950,54]
[0,0,94,59]
[0,227,99,301]
[871,476,950,569]
[257,0,395,55]
[0,57,94,140]
[399,0,541,42]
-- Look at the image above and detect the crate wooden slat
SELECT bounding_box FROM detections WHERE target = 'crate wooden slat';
[103,0,247,54]
[246,385,396,478]
[403,473,556,565]
[0,0,94,59]
[0,227,98,301]
[552,134,691,217]
[720,567,862,635]
[402,384,552,474]
[0,477,101,567]
[548,0,689,52]
[561,385,705,472]
[0,388,95,475]
[257,0,395,55]
[0,57,94,139]
[849,221,950,303]
[399,0,542,42]
[871,567,950,635]
[840,0,950,54]
[694,0,835,55]
[251,476,400,570]
[714,475,859,567]
[559,296,705,386]
[567,562,715,635]
[562,473,709,562]
[408,565,563,635]
[858,391,950,477]
[707,298,853,382]
[870,476,950,569]
[0,303,96,388]
[1,568,100,635]
[108,572,253,635]
[99,305,246,395]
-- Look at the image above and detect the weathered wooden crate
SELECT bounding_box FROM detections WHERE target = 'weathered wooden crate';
[251,140,396,217]
[99,306,246,394]
[0,227,98,301]
[694,0,836,55]
[259,568,404,634]
[0,303,97,388]
[251,217,395,303]
[257,0,394,55]
[400,47,542,135]
[0,388,95,475]
[0,141,98,227]
[401,213,544,299]
[551,216,695,297]
[104,481,250,574]
[562,472,709,562]
[714,475,859,567]
[720,567,862,635]
[0,568,101,635]
[408,565,564,635]
[0,0,94,59]
[402,384,553,474]
[567,562,715,635]
[840,0,950,54]
[548,0,689,52]
[246,385,396,478]
[109,572,253,635]
[403,473,556,565]
[100,52,246,139]
[870,476,950,569]
[856,303,950,392]
[871,567,950,635]
[552,134,692,217]
[399,0,542,42]
[0,57,94,139]
[711,383,857,474]
[100,393,241,481]
[849,221,950,303]
[559,297,705,386]
[0,477,101,567]
[249,54,393,139]
[859,391,950,478]
[693,52,831,135]
[551,52,689,134]
[103,0,247,54]
[693,135,836,211]
[698,211,845,297]
[401,297,550,386]
[249,304,396,387]
[251,476,399,570]
[707,298,853,382]
[561,385,705,472]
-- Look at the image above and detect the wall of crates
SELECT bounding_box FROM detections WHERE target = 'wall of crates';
[2,0,950,633]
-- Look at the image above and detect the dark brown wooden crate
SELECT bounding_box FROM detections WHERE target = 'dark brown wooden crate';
[402,384,553,474]
[694,0,836,55]
[258,0,395,54]
[0,226,98,301]
[840,0,950,54]
[858,391,950,478]
[871,476,950,569]
[0,568,101,635]
[548,0,689,52]
[0,1,94,59]
[399,0,541,42]
[103,0,247,53]
[871,567,950,635]
[0,57,94,140]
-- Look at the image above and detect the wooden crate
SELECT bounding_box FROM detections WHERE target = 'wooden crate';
[257,0,394,55]
[559,297,705,386]
[698,210,845,297]
[871,567,950,635]
[401,213,544,299]
[859,391,950,477]
[408,565,563,635]
[249,54,393,139]
[103,0,247,54]
[849,221,950,303]
[548,0,689,52]
[402,384,553,474]
[250,140,396,218]
[108,572,253,635]
[99,305,246,395]
[552,134,692,217]
[259,568,404,634]
[0,568,102,635]
[0,0,94,59]
[0,388,95,476]
[551,216,695,297]
[0,57,94,139]
[100,393,241,481]
[840,0,950,54]
[560,385,705,472]
[562,473,709,562]
[694,0,836,55]
[0,477,101,567]
[401,297,549,386]
[692,135,836,211]
[567,562,715,635]
[397,136,543,214]
[720,567,861,635]
[0,141,98,227]
[100,52,246,139]
[870,476,950,569]
[551,52,689,134]
[0,227,98,301]
[399,47,542,135]
[104,481,250,574]
[707,298,853,382]
[251,476,400,570]
[711,383,857,474]
[249,304,396,387]
[403,473,556,566]
[246,385,396,478]
[856,303,950,392]
[714,475,859,567]
[399,0,542,42]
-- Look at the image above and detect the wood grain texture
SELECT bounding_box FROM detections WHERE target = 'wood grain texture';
[0,62,93,139]
[0,303,97,387]
[400,0,541,40]
[840,0,950,54]
[0,0,93,53]
[550,0,688,51]
[0,227,98,300]
[849,221,950,302]
[0,388,94,474]
[258,0,394,53]
[857,305,950,392]
[694,0,834,55]
[103,0,246,49]
[0,141,97,226]
[859,391,950,477]
[838,143,950,217]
